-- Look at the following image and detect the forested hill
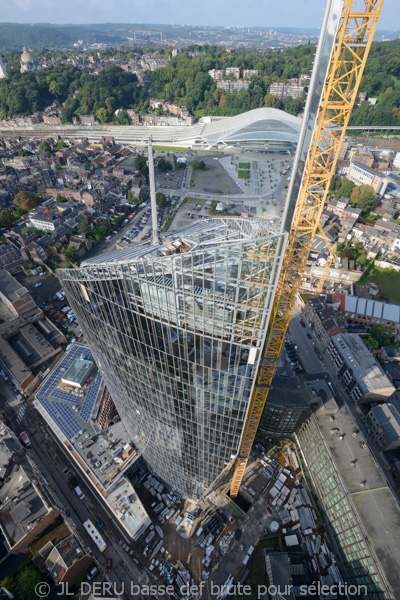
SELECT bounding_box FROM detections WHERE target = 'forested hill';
[0,23,125,51]
[0,65,149,122]
[0,38,399,125]
[149,39,400,123]
[350,38,400,126]
[150,44,315,118]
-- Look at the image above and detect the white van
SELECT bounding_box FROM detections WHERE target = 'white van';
[74,486,85,500]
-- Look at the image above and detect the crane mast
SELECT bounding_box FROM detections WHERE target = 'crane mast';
[230,0,384,498]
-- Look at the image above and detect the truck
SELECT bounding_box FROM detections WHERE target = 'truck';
[20,431,31,447]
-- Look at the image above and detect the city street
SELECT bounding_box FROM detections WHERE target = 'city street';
[0,392,150,598]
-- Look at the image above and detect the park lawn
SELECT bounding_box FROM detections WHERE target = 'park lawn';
[153,145,189,152]
[239,162,250,169]
[359,265,400,304]
[238,170,250,179]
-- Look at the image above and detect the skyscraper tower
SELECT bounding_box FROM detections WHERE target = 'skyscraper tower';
[58,219,287,500]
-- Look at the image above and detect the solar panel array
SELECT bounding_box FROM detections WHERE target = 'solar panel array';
[40,397,82,440]
[36,344,104,441]
[80,370,103,421]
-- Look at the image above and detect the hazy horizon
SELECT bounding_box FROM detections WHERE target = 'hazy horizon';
[1,0,397,31]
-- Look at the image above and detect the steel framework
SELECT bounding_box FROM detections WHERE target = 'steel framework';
[315,225,339,293]
[230,0,384,497]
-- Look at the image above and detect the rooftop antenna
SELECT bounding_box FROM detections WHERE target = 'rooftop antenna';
[147,138,160,246]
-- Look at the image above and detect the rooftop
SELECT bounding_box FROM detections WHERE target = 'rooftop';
[106,475,151,539]
[0,269,29,303]
[61,357,94,388]
[312,402,400,599]
[369,399,400,443]
[0,458,51,547]
[35,343,104,441]
[71,420,138,491]
[80,217,280,267]
[331,333,395,395]
[45,535,87,584]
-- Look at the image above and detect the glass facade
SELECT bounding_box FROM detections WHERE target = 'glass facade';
[58,218,286,500]
[297,417,389,600]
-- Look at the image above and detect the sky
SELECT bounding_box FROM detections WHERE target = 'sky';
[1,0,397,31]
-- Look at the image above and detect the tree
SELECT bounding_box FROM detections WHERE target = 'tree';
[38,141,51,154]
[128,191,133,203]
[1,576,17,595]
[0,210,15,228]
[78,222,90,237]
[135,155,148,181]
[14,566,44,600]
[62,246,78,262]
[158,157,172,171]
[13,191,38,211]
[329,174,341,193]
[156,192,167,207]
[336,177,354,198]
[55,163,62,171]
[351,184,375,210]
[363,325,393,350]
[357,190,376,212]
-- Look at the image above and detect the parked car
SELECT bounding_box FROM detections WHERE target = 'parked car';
[306,333,312,339]
[34,282,42,288]
[106,559,113,573]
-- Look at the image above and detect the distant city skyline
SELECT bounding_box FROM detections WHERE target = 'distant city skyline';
[1,0,397,31]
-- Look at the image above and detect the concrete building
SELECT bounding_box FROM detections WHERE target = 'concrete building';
[0,270,36,316]
[0,425,61,554]
[35,344,151,539]
[347,162,389,195]
[338,294,400,332]
[269,81,305,99]
[264,552,307,600]
[365,399,400,451]
[216,80,251,93]
[243,69,258,79]
[327,333,395,404]
[303,296,346,350]
[0,312,64,392]
[58,218,287,500]
[45,534,93,586]
[296,401,399,600]
[29,213,61,232]
[0,243,21,267]
[380,346,400,363]
[225,67,241,79]
[393,152,400,170]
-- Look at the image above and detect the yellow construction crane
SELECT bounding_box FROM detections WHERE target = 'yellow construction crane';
[230,0,384,498]
[315,225,340,293]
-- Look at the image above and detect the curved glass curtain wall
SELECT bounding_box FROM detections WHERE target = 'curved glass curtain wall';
[58,219,286,500]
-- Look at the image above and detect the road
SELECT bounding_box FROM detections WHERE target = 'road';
[0,391,152,598]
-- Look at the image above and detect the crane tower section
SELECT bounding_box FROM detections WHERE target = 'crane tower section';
[230,0,384,498]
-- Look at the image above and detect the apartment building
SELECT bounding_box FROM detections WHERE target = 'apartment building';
[347,162,389,195]
[327,333,395,404]
[269,81,305,99]
[365,398,400,451]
